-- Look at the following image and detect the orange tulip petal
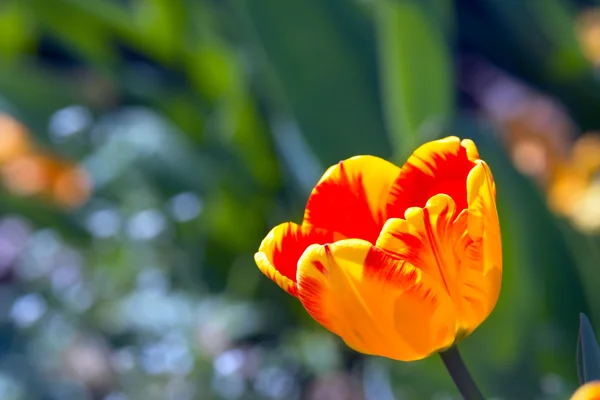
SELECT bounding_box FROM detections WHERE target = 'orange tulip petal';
[377,194,500,335]
[296,239,456,361]
[386,137,479,218]
[304,156,400,244]
[255,222,333,296]
[571,381,600,400]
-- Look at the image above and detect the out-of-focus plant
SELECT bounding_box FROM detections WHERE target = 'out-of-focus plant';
[1,0,600,399]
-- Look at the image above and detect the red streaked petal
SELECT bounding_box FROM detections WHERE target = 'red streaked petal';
[377,194,500,335]
[303,156,400,244]
[378,195,463,297]
[254,222,333,296]
[297,239,456,361]
[386,137,479,218]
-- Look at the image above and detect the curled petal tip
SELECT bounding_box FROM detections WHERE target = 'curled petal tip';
[255,251,298,296]
[254,222,332,297]
[461,138,481,161]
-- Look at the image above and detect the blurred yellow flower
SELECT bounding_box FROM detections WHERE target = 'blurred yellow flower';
[547,133,600,232]
[577,8,600,65]
[255,137,502,361]
[571,381,600,400]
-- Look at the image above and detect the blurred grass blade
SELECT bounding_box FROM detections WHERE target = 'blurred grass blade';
[577,313,600,384]
[375,0,453,160]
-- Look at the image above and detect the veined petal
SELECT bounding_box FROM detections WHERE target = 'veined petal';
[255,222,332,296]
[377,194,500,335]
[386,137,479,218]
[296,239,456,361]
[304,156,400,244]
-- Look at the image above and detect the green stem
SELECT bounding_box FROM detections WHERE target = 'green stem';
[439,346,485,400]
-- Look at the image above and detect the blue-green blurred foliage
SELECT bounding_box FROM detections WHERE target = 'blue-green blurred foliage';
[0,0,598,399]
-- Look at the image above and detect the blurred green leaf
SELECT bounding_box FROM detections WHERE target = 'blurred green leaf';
[375,0,453,161]
[25,0,118,66]
[577,313,600,384]
[0,63,81,138]
[128,0,186,63]
[241,0,390,165]
[419,0,455,39]
[483,0,589,79]
[558,224,600,326]
[0,0,36,60]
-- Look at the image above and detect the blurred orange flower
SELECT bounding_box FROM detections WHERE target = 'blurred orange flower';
[1,153,57,197]
[255,137,502,361]
[52,165,91,209]
[0,114,32,163]
[546,133,600,232]
[0,113,91,209]
[571,381,600,400]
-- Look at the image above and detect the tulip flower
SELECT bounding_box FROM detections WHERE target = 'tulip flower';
[255,136,502,362]
[571,381,600,400]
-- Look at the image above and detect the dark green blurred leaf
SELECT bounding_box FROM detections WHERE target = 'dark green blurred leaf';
[420,0,455,37]
[0,63,81,137]
[375,0,453,160]
[242,0,390,165]
[25,0,119,65]
[577,313,600,384]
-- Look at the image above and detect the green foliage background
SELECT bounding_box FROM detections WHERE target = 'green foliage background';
[0,0,598,399]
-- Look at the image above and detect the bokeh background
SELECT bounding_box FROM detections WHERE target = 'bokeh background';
[1,0,600,399]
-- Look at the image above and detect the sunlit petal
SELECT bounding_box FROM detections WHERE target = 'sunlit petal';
[467,160,502,269]
[570,381,600,400]
[296,239,456,361]
[304,156,400,244]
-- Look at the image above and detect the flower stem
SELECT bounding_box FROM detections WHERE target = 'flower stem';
[439,346,485,400]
